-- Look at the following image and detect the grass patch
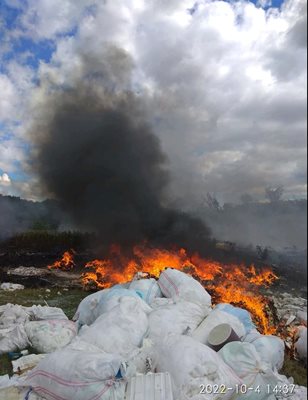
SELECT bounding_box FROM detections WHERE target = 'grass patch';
[281,356,307,387]
[0,287,89,376]
[0,353,12,376]
[0,288,89,319]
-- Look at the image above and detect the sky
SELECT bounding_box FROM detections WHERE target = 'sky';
[0,0,306,204]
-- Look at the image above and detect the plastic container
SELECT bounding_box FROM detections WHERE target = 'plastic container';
[207,323,240,351]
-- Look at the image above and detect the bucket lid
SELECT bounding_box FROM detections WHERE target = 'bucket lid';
[208,323,233,346]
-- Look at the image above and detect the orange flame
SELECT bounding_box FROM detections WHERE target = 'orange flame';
[81,245,278,334]
[48,250,75,271]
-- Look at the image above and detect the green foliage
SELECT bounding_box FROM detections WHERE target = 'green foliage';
[0,231,95,252]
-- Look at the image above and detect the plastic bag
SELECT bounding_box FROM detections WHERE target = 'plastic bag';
[22,347,126,400]
[78,297,148,357]
[25,319,77,353]
[0,304,30,328]
[219,341,290,400]
[154,334,241,400]
[148,300,208,339]
[0,324,30,354]
[215,303,256,334]
[97,288,152,316]
[129,278,162,304]
[158,268,211,307]
[74,288,151,328]
[295,326,307,363]
[192,309,246,345]
[29,305,68,321]
[246,334,285,371]
[73,289,110,326]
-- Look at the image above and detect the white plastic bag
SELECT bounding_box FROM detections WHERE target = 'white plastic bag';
[192,309,246,345]
[154,334,241,400]
[248,334,285,371]
[22,347,126,400]
[0,283,24,291]
[150,297,175,309]
[0,304,30,328]
[219,341,289,400]
[25,319,77,353]
[289,386,307,400]
[29,305,68,321]
[78,297,148,357]
[295,326,307,363]
[129,278,162,304]
[73,289,110,326]
[215,303,256,334]
[96,288,152,316]
[74,288,151,328]
[158,268,211,307]
[0,324,30,354]
[148,300,208,339]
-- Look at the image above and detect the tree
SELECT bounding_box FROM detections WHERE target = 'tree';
[265,186,284,203]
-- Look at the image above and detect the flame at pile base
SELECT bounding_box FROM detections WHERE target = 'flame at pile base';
[81,244,278,334]
[48,250,76,271]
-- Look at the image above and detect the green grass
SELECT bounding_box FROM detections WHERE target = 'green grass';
[0,288,89,319]
[281,356,307,387]
[0,288,89,376]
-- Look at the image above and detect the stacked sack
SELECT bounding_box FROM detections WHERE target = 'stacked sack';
[1,268,306,400]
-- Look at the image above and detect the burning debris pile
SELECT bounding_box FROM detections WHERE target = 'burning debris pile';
[49,246,279,335]
[0,267,307,400]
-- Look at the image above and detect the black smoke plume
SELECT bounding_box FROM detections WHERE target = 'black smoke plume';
[31,49,211,252]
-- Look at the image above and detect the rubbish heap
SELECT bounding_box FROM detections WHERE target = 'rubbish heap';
[0,268,307,400]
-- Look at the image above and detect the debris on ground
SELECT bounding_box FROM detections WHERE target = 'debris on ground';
[0,283,25,291]
[0,268,307,399]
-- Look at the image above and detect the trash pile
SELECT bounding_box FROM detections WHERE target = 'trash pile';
[0,268,307,400]
[272,292,307,362]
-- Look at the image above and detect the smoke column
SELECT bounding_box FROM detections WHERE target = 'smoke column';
[30,48,211,252]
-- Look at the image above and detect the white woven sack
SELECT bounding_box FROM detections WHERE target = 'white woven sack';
[23,347,126,400]
[25,319,77,353]
[158,268,211,308]
[78,297,148,357]
[154,334,241,400]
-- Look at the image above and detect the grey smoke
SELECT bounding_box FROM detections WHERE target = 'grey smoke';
[30,49,211,251]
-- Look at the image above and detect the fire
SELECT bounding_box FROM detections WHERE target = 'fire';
[48,250,76,271]
[81,244,278,334]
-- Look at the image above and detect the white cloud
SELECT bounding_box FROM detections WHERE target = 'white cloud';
[0,0,306,203]
[0,173,11,185]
